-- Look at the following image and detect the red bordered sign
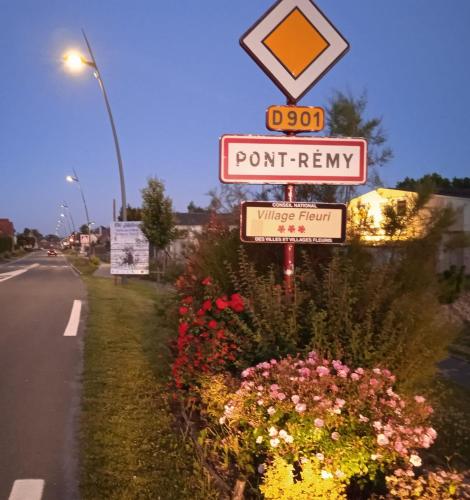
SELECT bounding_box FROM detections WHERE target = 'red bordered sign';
[220,134,367,185]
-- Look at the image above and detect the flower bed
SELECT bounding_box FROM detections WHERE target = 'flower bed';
[171,278,469,498]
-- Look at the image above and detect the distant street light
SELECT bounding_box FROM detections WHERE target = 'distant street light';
[63,30,127,222]
[60,202,76,233]
[66,168,91,233]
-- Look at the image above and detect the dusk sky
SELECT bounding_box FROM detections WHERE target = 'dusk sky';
[2,0,469,235]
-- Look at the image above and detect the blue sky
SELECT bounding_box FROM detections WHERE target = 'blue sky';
[1,0,469,235]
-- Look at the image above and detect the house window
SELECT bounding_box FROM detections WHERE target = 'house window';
[396,200,407,216]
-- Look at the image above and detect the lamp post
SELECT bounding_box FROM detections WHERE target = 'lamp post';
[63,30,127,222]
[60,202,76,233]
[66,168,91,234]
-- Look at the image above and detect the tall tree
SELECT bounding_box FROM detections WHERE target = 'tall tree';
[140,177,176,252]
[263,90,392,203]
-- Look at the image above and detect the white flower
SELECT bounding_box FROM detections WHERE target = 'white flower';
[316,453,324,461]
[267,406,276,416]
[279,429,288,439]
[219,416,226,425]
[284,434,294,444]
[256,436,263,444]
[409,454,422,467]
[377,433,389,446]
[268,426,278,437]
[291,394,300,404]
[270,438,280,448]
[257,399,264,406]
[321,470,333,479]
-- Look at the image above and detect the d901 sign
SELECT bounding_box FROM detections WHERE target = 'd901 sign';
[266,105,324,132]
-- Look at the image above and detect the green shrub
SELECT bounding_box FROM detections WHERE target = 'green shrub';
[439,265,466,304]
[0,236,13,253]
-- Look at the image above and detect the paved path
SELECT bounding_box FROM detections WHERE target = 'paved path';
[0,251,85,500]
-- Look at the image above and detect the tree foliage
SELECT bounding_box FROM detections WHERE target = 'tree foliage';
[118,204,142,221]
[263,90,392,203]
[140,177,176,251]
[396,173,470,192]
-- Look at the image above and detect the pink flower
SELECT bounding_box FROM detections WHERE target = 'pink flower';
[377,434,389,446]
[359,414,369,423]
[316,452,324,461]
[335,398,346,408]
[277,392,286,401]
[316,366,329,377]
[414,395,426,404]
[314,418,325,428]
[295,403,306,413]
[331,432,340,441]
[291,395,300,404]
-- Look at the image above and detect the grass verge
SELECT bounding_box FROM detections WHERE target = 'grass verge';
[80,277,219,499]
[65,253,99,275]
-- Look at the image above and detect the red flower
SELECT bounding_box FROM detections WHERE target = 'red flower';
[202,299,212,311]
[216,329,225,339]
[229,293,244,313]
[178,306,189,315]
[216,297,229,310]
[202,277,212,286]
[178,322,189,335]
[208,320,218,329]
[182,296,193,304]
[196,308,205,316]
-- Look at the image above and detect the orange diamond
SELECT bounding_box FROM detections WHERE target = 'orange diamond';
[263,8,329,79]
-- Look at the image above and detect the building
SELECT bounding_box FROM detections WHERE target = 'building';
[167,212,238,261]
[349,188,470,272]
[0,218,15,238]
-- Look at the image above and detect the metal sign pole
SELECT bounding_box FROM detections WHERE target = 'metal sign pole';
[284,115,296,296]
[283,183,295,295]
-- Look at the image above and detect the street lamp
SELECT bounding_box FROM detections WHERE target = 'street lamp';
[63,30,127,222]
[66,168,91,234]
[60,202,76,233]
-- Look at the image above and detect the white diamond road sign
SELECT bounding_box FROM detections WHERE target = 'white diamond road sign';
[240,0,349,102]
[220,134,367,185]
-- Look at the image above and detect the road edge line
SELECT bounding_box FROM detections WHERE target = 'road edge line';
[64,300,82,337]
[8,479,45,500]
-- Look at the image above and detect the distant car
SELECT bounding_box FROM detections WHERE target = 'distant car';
[47,249,58,256]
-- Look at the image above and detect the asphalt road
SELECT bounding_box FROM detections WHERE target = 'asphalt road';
[0,251,85,500]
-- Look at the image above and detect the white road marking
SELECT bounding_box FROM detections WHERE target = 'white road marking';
[8,479,44,500]
[0,263,39,283]
[63,300,82,337]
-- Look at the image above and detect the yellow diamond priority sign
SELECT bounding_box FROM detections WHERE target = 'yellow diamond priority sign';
[240,0,349,102]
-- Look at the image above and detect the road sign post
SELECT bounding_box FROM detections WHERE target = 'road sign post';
[231,0,359,295]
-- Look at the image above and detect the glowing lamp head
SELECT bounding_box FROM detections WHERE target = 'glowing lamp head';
[63,51,86,72]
